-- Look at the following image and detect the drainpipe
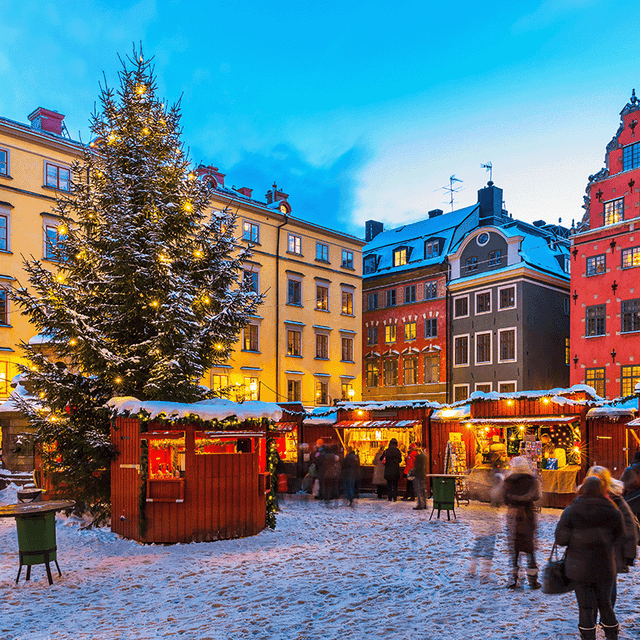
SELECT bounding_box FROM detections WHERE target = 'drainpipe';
[446,274,452,404]
[275,213,289,402]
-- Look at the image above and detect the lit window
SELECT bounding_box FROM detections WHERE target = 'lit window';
[287,330,302,356]
[622,246,640,269]
[243,324,259,351]
[288,379,301,402]
[243,377,259,401]
[316,242,329,262]
[342,290,354,315]
[315,380,329,405]
[211,374,229,394]
[341,337,354,362]
[565,338,570,366]
[341,382,354,400]
[424,354,439,383]
[316,284,329,311]
[586,368,605,397]
[394,248,407,267]
[366,360,379,387]
[45,162,70,191]
[405,321,416,341]
[242,221,259,243]
[603,198,623,226]
[288,233,302,255]
[621,365,640,397]
[586,255,606,276]
[385,325,397,344]
[0,361,8,398]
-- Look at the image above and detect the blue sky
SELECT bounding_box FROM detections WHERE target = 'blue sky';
[1,0,639,237]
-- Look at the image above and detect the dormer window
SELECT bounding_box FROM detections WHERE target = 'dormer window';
[363,255,378,274]
[465,256,478,273]
[488,250,502,267]
[393,247,408,267]
[424,240,440,258]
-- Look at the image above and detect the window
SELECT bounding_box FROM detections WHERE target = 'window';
[623,142,640,171]
[425,318,437,338]
[367,326,378,346]
[243,324,259,351]
[316,284,329,311]
[564,297,570,316]
[454,335,469,366]
[243,270,258,293]
[341,249,354,269]
[315,380,329,405]
[287,278,302,305]
[0,289,8,325]
[453,385,469,402]
[341,382,354,400]
[316,242,329,262]
[287,329,302,356]
[565,338,570,366]
[604,198,624,226]
[342,289,354,315]
[476,332,492,364]
[586,254,606,276]
[242,221,259,243]
[45,162,70,191]
[425,240,439,258]
[385,324,397,344]
[244,377,259,401]
[488,250,502,267]
[499,382,516,393]
[363,255,377,274]
[315,334,329,359]
[475,291,491,314]
[476,383,492,393]
[586,305,606,337]
[405,320,416,341]
[622,365,640,397]
[366,360,379,387]
[465,256,478,273]
[367,292,378,311]
[341,337,354,362]
[499,286,515,310]
[386,289,396,307]
[0,211,8,252]
[383,358,398,386]
[403,356,418,385]
[499,328,516,362]
[424,281,437,300]
[622,246,640,269]
[454,296,468,318]
[404,285,416,303]
[44,221,66,260]
[211,373,229,394]
[0,361,9,398]
[288,379,301,402]
[424,354,439,383]
[586,368,605,397]
[562,255,571,274]
[288,233,302,255]
[393,248,407,267]
[622,299,640,333]
[0,149,7,176]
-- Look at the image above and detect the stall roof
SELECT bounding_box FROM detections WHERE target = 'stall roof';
[468,384,602,405]
[272,422,297,432]
[337,400,440,411]
[628,417,640,427]
[587,407,637,421]
[466,416,580,425]
[335,420,421,429]
[431,405,470,420]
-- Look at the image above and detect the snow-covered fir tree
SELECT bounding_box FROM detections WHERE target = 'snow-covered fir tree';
[12,50,262,524]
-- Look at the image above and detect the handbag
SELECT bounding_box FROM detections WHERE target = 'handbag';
[542,543,573,594]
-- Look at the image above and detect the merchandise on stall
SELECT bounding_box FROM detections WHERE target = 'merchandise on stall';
[342,421,421,465]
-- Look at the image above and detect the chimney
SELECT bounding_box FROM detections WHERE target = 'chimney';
[478,181,504,227]
[265,182,288,205]
[28,107,65,135]
[365,220,384,242]
[532,220,546,228]
[236,187,253,198]
[196,165,225,188]
[428,209,443,219]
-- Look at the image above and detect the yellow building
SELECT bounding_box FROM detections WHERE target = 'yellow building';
[0,108,83,398]
[200,167,365,406]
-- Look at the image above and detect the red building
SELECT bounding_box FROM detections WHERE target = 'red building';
[571,90,640,398]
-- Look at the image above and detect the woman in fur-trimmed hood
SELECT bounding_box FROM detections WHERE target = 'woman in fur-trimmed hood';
[503,456,541,590]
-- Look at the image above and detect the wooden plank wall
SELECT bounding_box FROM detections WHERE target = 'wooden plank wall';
[586,418,631,478]
[471,399,585,419]
[428,420,475,474]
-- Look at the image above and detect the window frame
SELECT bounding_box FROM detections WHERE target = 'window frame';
[453,295,469,319]
[603,197,624,226]
[475,330,493,365]
[498,327,517,363]
[403,355,418,385]
[211,373,229,394]
[498,285,516,310]
[404,320,417,342]
[316,283,329,311]
[498,381,517,393]
[287,277,303,306]
[424,317,438,338]
[423,353,440,384]
[393,247,407,267]
[367,325,378,346]
[243,324,259,352]
[44,160,71,192]
[585,304,606,337]
[315,333,329,359]
[43,217,66,261]
[621,365,640,397]
[585,367,606,397]
[341,288,354,315]
[586,254,606,277]
[340,336,354,362]
[366,292,378,311]
[243,269,259,293]
[453,384,469,402]
[424,281,438,300]
[287,379,302,402]
[0,148,8,177]
[623,141,640,171]
[242,220,260,243]
[0,287,9,326]
[475,290,492,315]
[365,359,379,387]
[286,329,302,357]
[316,242,329,263]
[404,284,416,303]
[0,206,10,252]
[385,288,396,308]
[424,240,439,259]
[453,334,470,367]
[341,249,354,269]
[287,233,302,255]
[621,298,640,333]
[488,250,502,267]
[383,357,398,386]
[465,255,478,273]
[384,324,397,344]
[622,246,640,269]
[315,380,329,405]
[475,382,492,393]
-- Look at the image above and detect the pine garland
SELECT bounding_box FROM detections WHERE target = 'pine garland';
[265,436,278,529]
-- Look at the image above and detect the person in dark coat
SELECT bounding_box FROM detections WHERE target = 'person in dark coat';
[620,450,640,518]
[381,438,402,502]
[555,475,624,640]
[342,448,360,506]
[503,457,541,589]
[402,442,418,501]
[412,444,428,510]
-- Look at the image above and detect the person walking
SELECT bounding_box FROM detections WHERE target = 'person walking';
[381,438,402,502]
[555,475,624,640]
[502,457,541,589]
[412,443,428,511]
[402,442,418,501]
[372,445,386,499]
[620,450,640,518]
[342,447,360,506]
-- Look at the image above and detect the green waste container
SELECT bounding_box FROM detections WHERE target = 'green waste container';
[430,476,456,520]
[15,512,60,584]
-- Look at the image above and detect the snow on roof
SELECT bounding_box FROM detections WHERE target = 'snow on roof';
[431,405,471,420]
[587,406,637,420]
[337,399,441,412]
[304,406,338,425]
[107,397,283,423]
[468,385,602,405]
[0,376,35,413]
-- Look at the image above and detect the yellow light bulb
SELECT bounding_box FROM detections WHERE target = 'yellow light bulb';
[58,225,67,235]
[151,301,158,307]
[115,377,122,384]
[203,297,210,305]
[56,273,65,283]
[184,202,193,212]
[70,338,77,346]
[215,343,224,351]
[194,250,203,258]
[136,84,146,95]
[108,133,116,144]
[188,172,195,181]
[142,127,150,135]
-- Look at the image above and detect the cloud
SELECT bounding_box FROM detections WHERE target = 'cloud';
[512,0,601,33]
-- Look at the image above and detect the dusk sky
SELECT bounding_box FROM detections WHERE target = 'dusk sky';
[1,0,639,237]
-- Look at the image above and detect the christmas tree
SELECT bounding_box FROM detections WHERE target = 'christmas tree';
[12,49,261,525]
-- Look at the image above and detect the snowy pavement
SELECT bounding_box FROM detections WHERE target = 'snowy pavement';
[1,484,639,640]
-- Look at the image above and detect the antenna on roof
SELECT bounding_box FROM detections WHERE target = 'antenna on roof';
[481,161,493,184]
[437,175,464,211]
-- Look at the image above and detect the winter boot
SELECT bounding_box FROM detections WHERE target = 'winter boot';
[578,626,596,640]
[602,623,619,640]
[526,568,541,590]
[506,569,518,589]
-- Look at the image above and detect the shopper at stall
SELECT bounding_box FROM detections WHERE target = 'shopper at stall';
[342,447,360,507]
[402,442,418,501]
[412,444,428,511]
[587,466,638,608]
[372,445,386,500]
[555,476,624,640]
[503,457,541,590]
[381,438,402,502]
[621,450,640,518]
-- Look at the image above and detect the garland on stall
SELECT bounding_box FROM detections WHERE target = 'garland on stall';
[139,439,149,539]
[131,410,273,432]
[266,435,278,529]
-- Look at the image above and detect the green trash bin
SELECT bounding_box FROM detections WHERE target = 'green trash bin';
[430,476,457,521]
[15,512,61,585]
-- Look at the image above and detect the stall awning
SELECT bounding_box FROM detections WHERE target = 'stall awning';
[334,420,421,429]
[465,416,580,426]
[273,422,298,432]
[627,418,640,427]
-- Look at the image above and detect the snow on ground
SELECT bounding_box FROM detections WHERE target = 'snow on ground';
[1,487,639,640]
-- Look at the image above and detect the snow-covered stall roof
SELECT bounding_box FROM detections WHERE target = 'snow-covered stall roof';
[304,406,338,426]
[337,399,440,412]
[586,406,637,421]
[431,404,470,420]
[0,374,35,413]
[107,397,283,423]
[467,385,602,406]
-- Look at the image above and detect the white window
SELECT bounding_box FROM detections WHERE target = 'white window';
[453,295,469,318]
[453,384,469,402]
[498,328,517,362]
[499,381,517,393]
[242,220,260,243]
[453,334,469,367]
[475,290,492,315]
[288,233,302,255]
[45,161,71,191]
[475,331,493,365]
[498,285,516,310]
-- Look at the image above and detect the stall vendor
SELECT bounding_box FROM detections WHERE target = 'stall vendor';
[540,433,567,469]
[487,436,509,469]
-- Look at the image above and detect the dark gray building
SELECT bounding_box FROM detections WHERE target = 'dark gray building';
[447,183,571,401]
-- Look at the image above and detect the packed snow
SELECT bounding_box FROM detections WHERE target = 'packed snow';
[1,484,639,639]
